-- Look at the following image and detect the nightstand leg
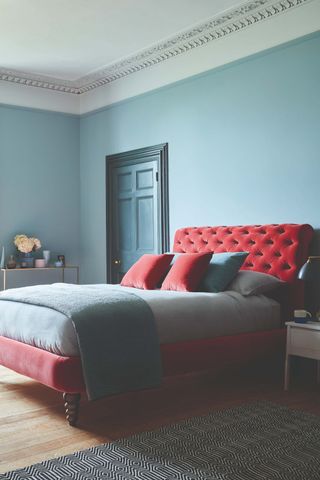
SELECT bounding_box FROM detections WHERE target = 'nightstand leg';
[284,354,291,391]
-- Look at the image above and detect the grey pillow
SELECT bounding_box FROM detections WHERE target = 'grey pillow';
[227,270,284,296]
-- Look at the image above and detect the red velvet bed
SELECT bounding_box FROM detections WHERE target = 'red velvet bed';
[0,223,313,425]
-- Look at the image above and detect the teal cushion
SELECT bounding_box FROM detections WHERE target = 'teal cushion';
[201,252,249,293]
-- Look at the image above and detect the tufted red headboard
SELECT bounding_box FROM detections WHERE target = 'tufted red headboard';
[173,224,313,316]
[173,224,313,283]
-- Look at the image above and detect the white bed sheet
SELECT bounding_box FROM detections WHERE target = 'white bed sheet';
[0,284,281,356]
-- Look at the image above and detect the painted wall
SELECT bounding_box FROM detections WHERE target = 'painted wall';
[80,32,320,284]
[0,105,80,265]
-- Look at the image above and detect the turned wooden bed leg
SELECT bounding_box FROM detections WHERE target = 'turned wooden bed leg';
[63,393,81,426]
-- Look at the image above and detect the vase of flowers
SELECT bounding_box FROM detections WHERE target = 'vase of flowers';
[14,235,41,268]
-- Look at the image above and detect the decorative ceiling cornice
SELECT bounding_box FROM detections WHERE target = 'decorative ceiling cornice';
[0,67,79,94]
[0,0,312,95]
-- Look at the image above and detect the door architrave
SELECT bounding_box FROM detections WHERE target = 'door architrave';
[106,143,169,283]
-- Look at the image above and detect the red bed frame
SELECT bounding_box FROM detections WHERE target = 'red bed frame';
[0,223,313,425]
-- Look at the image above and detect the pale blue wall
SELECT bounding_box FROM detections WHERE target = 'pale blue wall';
[80,32,320,283]
[0,105,80,264]
[2,33,318,282]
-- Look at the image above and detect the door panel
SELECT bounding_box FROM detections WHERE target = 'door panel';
[136,168,154,190]
[118,198,133,251]
[137,196,154,251]
[117,172,132,192]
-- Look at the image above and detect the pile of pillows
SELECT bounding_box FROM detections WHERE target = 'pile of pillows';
[120,252,284,296]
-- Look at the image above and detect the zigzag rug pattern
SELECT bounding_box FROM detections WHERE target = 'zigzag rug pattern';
[2,401,320,479]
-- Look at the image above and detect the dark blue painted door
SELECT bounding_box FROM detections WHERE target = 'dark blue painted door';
[110,159,159,283]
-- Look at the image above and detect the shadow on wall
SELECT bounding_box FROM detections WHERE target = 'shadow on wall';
[309,229,320,256]
[304,228,320,314]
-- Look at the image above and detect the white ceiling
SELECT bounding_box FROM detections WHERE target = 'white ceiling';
[0,0,317,113]
[0,0,242,81]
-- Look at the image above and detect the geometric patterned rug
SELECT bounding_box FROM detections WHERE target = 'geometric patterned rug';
[2,401,320,480]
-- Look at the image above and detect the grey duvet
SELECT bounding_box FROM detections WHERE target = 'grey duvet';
[0,283,281,357]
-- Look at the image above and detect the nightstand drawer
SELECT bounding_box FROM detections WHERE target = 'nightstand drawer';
[285,321,320,391]
[289,327,320,359]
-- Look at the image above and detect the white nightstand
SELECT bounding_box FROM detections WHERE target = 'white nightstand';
[284,321,320,390]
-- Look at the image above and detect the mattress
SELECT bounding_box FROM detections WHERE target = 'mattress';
[0,284,281,356]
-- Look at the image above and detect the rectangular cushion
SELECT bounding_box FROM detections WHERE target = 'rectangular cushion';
[201,252,248,293]
[121,254,174,290]
[161,253,212,292]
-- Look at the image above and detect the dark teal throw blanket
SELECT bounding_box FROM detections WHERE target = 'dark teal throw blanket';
[0,284,162,400]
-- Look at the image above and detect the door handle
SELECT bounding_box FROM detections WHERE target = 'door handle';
[113,259,121,265]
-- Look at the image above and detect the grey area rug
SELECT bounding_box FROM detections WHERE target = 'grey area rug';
[2,401,320,480]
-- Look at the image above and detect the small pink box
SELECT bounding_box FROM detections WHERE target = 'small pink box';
[35,259,46,268]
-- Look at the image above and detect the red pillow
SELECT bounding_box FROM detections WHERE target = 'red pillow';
[161,253,212,292]
[121,254,174,290]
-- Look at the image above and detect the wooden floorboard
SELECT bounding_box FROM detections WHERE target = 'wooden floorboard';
[0,363,319,474]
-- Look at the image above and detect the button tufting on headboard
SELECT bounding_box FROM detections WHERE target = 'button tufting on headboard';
[173,224,313,283]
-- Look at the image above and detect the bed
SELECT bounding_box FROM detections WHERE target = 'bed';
[0,223,313,425]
